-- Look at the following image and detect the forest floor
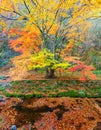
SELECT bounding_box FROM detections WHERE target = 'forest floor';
[0,64,101,130]
[0,63,101,82]
[0,97,101,130]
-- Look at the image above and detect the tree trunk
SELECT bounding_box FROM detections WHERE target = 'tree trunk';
[45,67,56,78]
[45,67,50,77]
[49,69,55,78]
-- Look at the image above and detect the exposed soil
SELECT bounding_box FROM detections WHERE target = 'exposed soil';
[0,97,101,130]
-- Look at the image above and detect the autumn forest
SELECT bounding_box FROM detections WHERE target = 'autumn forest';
[0,0,101,129]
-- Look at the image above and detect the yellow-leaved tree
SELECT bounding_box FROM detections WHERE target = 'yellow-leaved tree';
[0,0,101,79]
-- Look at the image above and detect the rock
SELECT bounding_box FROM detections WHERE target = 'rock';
[0,83,3,86]
[0,95,4,99]
[10,125,17,130]
[0,100,4,102]
[0,82,12,89]
[0,76,8,80]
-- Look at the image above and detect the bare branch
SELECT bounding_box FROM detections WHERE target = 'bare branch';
[0,7,22,16]
[0,14,18,20]
[30,0,37,6]
[23,0,30,13]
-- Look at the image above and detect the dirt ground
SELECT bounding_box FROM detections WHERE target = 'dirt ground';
[0,64,98,81]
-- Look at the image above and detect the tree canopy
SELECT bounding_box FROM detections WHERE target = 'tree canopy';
[0,0,101,80]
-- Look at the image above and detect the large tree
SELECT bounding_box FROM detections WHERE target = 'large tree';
[0,0,101,79]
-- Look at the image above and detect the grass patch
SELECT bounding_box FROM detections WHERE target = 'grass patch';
[79,90,87,97]
[3,80,101,98]
[57,90,79,97]
[3,91,44,98]
[93,70,101,75]
[0,87,5,91]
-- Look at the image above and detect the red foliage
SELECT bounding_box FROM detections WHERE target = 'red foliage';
[68,60,96,81]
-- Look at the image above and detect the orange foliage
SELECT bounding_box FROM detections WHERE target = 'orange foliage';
[56,67,64,76]
[8,27,42,54]
[63,40,74,56]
